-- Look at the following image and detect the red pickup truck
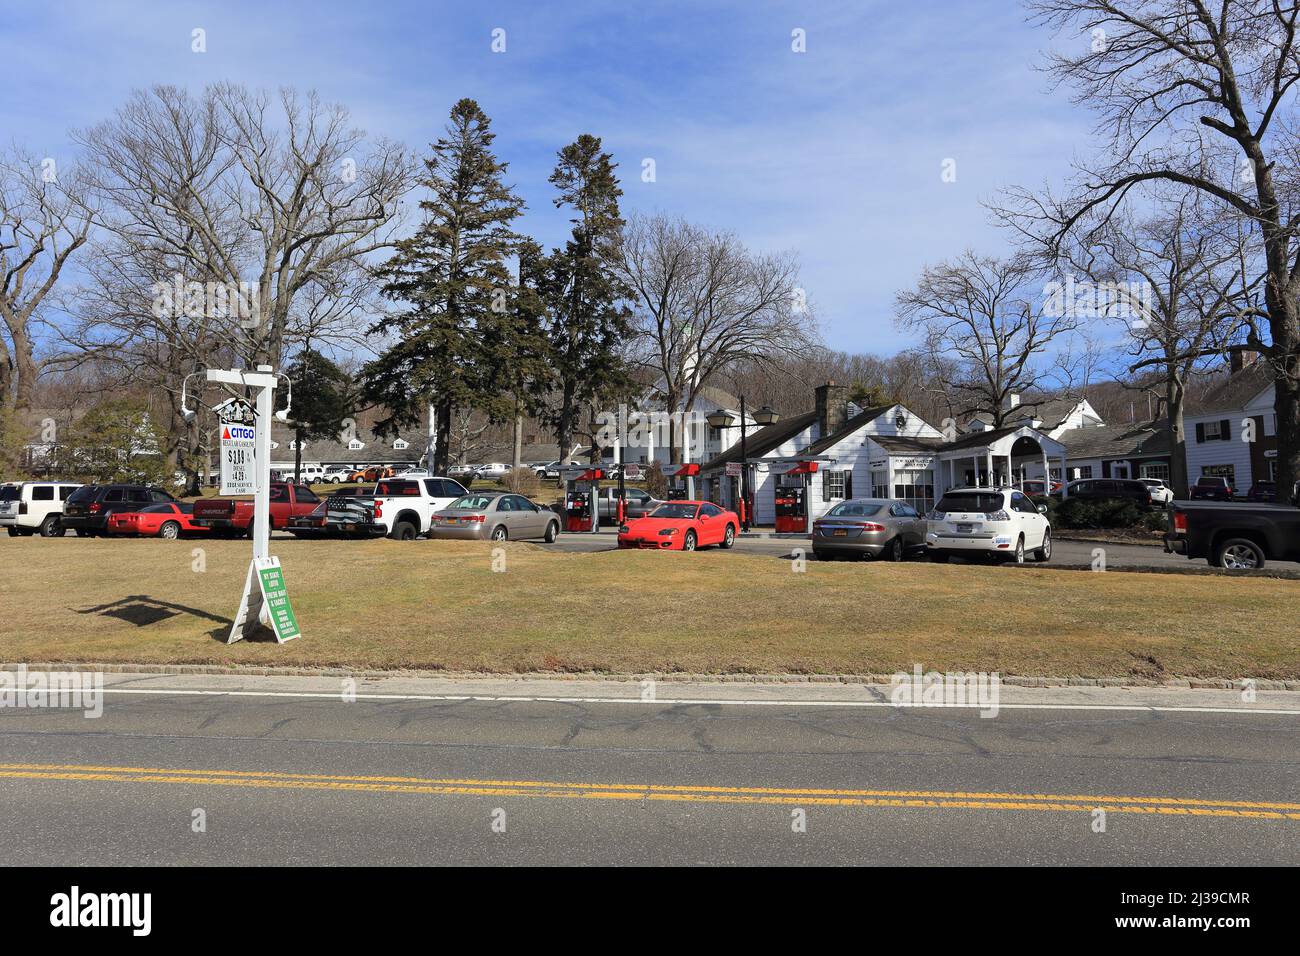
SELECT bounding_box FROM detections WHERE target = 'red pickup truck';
[191,482,323,534]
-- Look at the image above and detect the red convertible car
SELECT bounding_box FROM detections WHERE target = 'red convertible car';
[106,502,207,539]
[617,500,739,551]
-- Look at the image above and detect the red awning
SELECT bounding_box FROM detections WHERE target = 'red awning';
[785,461,819,475]
[665,463,700,477]
[578,468,604,481]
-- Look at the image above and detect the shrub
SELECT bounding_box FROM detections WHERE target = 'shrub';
[642,462,668,499]
[502,466,541,497]
[1046,496,1146,530]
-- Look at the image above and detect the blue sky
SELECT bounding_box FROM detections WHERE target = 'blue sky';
[2,0,1091,355]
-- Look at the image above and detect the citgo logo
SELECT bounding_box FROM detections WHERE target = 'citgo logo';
[224,425,255,441]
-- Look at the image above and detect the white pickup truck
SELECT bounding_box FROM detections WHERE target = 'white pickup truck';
[329,474,469,540]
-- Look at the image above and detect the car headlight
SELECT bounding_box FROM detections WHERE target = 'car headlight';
[658,528,677,536]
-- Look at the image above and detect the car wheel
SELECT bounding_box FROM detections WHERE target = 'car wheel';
[38,515,63,537]
[544,521,559,543]
[1011,535,1025,564]
[6,528,18,537]
[1214,537,1265,570]
[159,520,181,540]
[491,525,508,542]
[721,524,736,549]
[682,530,697,552]
[883,536,904,562]
[928,551,950,563]
[390,521,417,542]
[1033,528,1051,562]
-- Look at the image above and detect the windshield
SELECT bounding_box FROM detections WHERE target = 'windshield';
[936,492,1004,513]
[67,486,98,503]
[650,503,699,519]
[447,495,497,510]
[826,501,882,517]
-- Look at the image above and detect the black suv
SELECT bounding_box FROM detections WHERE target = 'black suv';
[1063,478,1155,507]
[61,484,179,536]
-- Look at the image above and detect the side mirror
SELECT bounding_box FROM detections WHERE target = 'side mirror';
[1037,503,1048,514]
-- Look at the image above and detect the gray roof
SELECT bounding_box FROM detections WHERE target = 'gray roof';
[968,397,1084,431]
[804,405,896,455]
[869,435,945,453]
[701,411,819,469]
[268,424,425,464]
[1183,362,1274,416]
[1057,422,1170,460]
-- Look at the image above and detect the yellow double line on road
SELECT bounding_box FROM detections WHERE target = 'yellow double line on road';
[2,763,1298,820]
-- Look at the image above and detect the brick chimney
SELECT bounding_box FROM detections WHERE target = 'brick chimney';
[1229,347,1258,374]
[815,381,851,438]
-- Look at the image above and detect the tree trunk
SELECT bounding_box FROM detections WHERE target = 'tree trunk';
[1275,370,1300,502]
[294,427,303,484]
[434,398,453,474]
[556,381,576,462]
[512,399,523,470]
[1166,373,1188,498]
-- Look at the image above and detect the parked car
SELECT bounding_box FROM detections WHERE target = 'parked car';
[0,481,81,537]
[1246,480,1277,503]
[925,487,1052,564]
[1018,479,1062,497]
[447,464,478,480]
[1165,486,1300,569]
[618,500,739,551]
[61,484,178,537]
[1139,477,1174,505]
[106,501,207,540]
[595,486,663,524]
[1190,475,1234,501]
[474,463,511,481]
[326,475,469,540]
[539,460,581,480]
[429,492,561,542]
[812,497,926,562]
[191,481,322,534]
[320,467,355,484]
[1062,477,1155,508]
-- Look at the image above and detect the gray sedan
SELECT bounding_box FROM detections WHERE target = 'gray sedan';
[429,492,561,543]
[811,497,926,561]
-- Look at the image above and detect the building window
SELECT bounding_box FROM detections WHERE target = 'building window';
[1140,463,1170,481]
[871,470,888,499]
[348,439,364,450]
[892,468,935,512]
[393,439,409,450]
[1202,420,1223,440]
[823,470,852,501]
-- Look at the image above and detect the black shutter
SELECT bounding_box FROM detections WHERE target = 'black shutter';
[1220,419,1231,441]
[1195,423,1205,443]
[822,471,831,502]
[844,472,853,500]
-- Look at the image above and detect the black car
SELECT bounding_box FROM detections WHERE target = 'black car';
[1190,475,1234,501]
[61,484,179,536]
[1246,481,1276,502]
[1062,478,1154,508]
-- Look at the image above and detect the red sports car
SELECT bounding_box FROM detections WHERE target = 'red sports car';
[617,500,739,551]
[106,502,207,539]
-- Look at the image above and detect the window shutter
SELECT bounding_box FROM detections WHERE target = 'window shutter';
[1220,419,1231,441]
[1195,423,1205,443]
[822,471,832,502]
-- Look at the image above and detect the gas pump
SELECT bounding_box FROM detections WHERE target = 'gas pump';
[775,461,818,533]
[560,466,603,533]
[662,463,700,501]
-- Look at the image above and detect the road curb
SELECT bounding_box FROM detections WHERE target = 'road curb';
[3,661,1297,692]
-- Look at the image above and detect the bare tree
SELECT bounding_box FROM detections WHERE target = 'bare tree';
[619,213,816,461]
[1010,0,1300,494]
[895,251,1080,426]
[0,149,94,412]
[1052,192,1258,493]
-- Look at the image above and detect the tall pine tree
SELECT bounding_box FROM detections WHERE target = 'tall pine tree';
[541,134,633,460]
[361,99,525,473]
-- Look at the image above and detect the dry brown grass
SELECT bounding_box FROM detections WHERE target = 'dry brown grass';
[0,534,1295,680]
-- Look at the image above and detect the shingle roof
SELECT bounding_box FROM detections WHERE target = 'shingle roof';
[1057,422,1170,460]
[943,425,1022,451]
[869,435,946,453]
[803,405,896,455]
[701,410,818,469]
[968,397,1084,430]
[1183,362,1274,416]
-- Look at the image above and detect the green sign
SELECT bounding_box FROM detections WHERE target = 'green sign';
[257,558,300,643]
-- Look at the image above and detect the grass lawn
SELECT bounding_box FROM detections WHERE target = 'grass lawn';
[0,534,1294,680]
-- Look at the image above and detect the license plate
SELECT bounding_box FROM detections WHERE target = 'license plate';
[956,523,975,533]
[832,529,847,536]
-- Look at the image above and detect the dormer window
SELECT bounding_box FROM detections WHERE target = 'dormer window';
[348,439,364,450]
[270,441,280,449]
[393,439,409,450]
[894,412,908,430]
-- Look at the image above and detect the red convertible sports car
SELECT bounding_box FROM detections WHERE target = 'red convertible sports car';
[617,500,739,551]
[105,502,207,539]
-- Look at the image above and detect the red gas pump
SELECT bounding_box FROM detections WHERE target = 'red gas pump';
[562,468,603,532]
[662,463,699,501]
[774,484,806,533]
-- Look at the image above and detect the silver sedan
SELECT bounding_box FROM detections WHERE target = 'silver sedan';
[811,497,927,561]
[429,492,561,543]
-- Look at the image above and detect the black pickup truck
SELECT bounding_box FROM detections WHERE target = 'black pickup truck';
[1164,482,1300,570]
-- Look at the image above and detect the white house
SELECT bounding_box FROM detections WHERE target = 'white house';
[1183,353,1278,494]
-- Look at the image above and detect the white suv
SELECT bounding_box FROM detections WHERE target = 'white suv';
[926,487,1051,564]
[0,481,83,537]
[1139,477,1174,505]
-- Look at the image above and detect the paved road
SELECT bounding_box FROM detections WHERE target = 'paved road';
[549,529,1206,569]
[2,674,1297,865]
